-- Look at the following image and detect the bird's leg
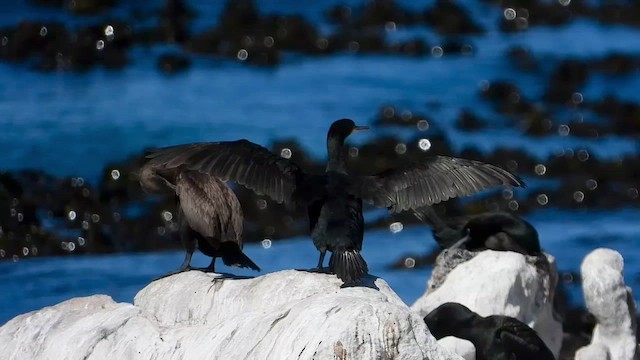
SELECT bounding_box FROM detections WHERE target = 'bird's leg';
[309,249,328,272]
[153,216,198,281]
[190,257,216,273]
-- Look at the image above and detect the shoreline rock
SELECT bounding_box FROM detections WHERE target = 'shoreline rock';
[0,270,462,360]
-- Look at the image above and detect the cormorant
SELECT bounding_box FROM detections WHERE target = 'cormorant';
[414,207,541,256]
[139,163,260,275]
[144,119,524,283]
[424,302,556,360]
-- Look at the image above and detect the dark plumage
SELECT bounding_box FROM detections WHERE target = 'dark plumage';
[414,207,541,255]
[145,119,524,283]
[424,302,556,360]
[139,163,260,275]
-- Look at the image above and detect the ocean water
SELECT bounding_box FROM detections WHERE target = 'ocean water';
[1,0,640,325]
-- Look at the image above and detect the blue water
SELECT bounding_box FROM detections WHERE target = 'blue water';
[1,0,640,325]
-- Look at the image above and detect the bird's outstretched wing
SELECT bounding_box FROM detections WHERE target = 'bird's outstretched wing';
[498,318,556,360]
[349,156,524,212]
[145,140,307,205]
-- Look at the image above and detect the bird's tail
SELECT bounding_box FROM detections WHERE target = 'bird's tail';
[329,249,369,284]
[219,242,261,271]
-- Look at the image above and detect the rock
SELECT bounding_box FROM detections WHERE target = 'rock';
[423,0,484,35]
[157,53,191,74]
[576,248,639,360]
[0,270,463,360]
[412,250,562,358]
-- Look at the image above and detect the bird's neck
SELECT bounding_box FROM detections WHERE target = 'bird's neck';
[326,136,347,173]
[449,323,483,351]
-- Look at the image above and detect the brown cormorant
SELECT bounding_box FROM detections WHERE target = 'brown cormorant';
[139,163,260,275]
[424,302,556,360]
[413,207,541,255]
[144,119,524,283]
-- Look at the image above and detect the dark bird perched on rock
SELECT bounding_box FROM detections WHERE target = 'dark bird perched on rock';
[144,119,524,284]
[414,207,541,256]
[139,163,260,276]
[424,302,556,360]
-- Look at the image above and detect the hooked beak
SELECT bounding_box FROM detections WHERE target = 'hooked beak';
[352,125,370,133]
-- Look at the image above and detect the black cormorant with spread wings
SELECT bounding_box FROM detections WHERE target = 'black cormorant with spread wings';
[424,302,556,360]
[139,163,260,276]
[144,119,523,283]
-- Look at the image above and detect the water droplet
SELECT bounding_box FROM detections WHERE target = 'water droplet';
[91,214,100,223]
[104,25,114,36]
[571,92,583,104]
[17,213,23,222]
[12,254,18,262]
[10,208,16,217]
[32,247,38,256]
[508,200,519,211]
[559,0,571,6]
[383,106,395,118]
[431,46,443,58]
[348,41,359,52]
[61,242,68,251]
[395,143,407,155]
[113,212,121,222]
[418,139,431,151]
[157,226,166,235]
[573,191,584,203]
[237,49,248,61]
[385,21,396,32]
[78,237,86,246]
[0,249,4,257]
[478,80,490,91]
[257,199,267,210]
[348,147,359,157]
[82,220,89,230]
[404,257,416,268]
[162,211,173,222]
[586,179,598,191]
[316,38,328,50]
[21,247,29,256]
[504,8,517,20]
[401,110,412,121]
[111,169,120,180]
[262,239,272,249]
[389,222,403,233]
[577,149,589,162]
[39,26,47,37]
[417,119,429,131]
[82,188,90,197]
[534,164,547,176]
[536,194,549,206]
[67,242,76,252]
[627,188,638,199]
[558,124,570,136]
[280,148,292,159]
[264,36,274,47]
[502,188,513,199]
[68,210,77,221]
[1,37,8,46]
[96,40,105,50]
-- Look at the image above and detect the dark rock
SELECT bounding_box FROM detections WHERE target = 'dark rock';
[423,0,484,35]
[543,60,589,104]
[591,53,640,75]
[588,96,640,135]
[480,80,533,115]
[455,109,487,131]
[29,0,117,15]
[157,53,191,74]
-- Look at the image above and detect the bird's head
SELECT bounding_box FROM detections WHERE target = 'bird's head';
[328,119,369,143]
[424,302,476,339]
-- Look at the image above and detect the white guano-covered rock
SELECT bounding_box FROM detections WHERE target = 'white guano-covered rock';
[576,248,639,360]
[411,250,562,359]
[0,270,463,360]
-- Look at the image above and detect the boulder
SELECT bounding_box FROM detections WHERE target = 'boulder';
[411,250,562,359]
[575,248,639,360]
[0,270,462,360]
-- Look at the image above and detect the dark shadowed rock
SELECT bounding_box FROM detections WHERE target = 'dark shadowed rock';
[423,0,484,35]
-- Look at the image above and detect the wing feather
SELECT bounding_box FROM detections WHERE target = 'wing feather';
[350,156,524,211]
